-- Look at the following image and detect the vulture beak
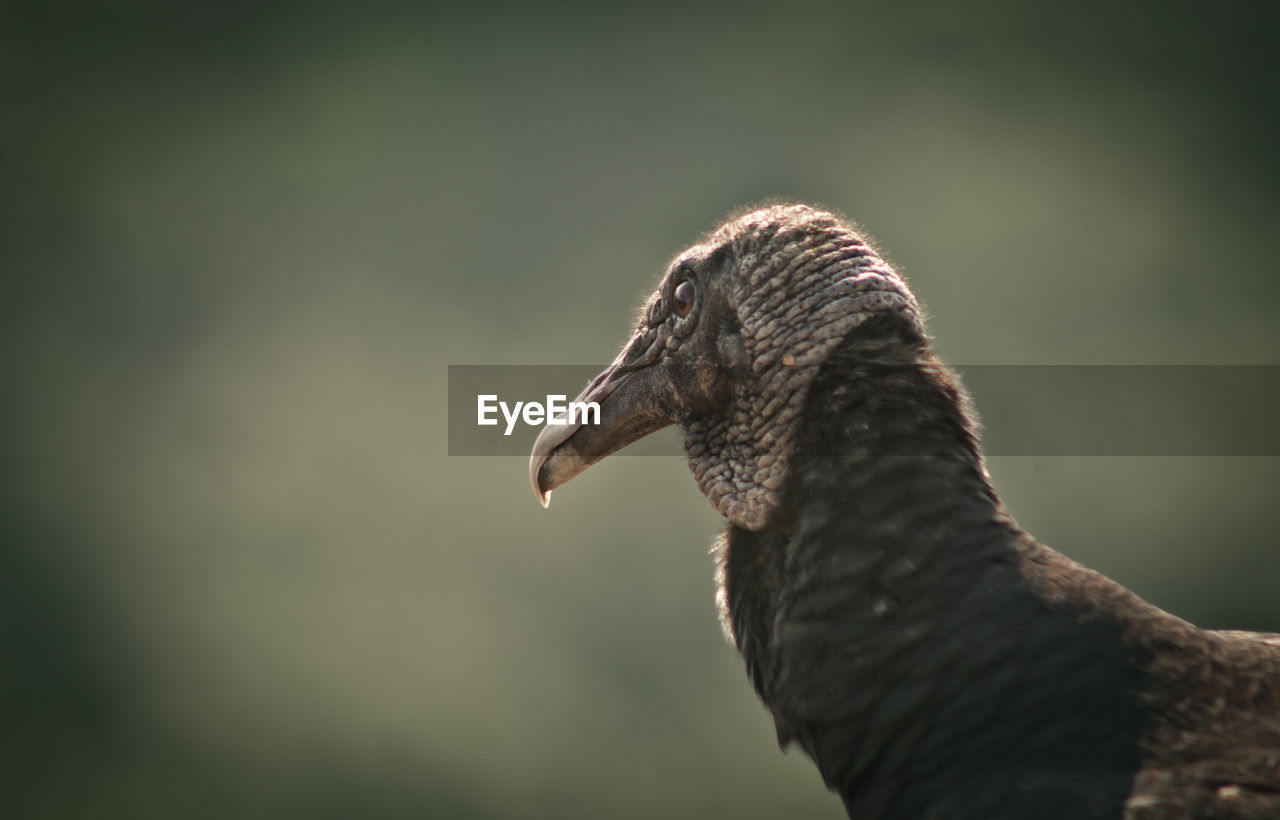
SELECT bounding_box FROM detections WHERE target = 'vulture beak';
[529,336,678,507]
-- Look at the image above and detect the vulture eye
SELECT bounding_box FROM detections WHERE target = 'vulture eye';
[673,279,695,318]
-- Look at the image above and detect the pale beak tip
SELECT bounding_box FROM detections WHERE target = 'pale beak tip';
[529,450,552,508]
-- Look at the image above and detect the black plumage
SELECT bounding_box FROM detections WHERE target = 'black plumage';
[528,204,1280,819]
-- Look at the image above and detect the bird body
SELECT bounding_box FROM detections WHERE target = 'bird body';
[529,204,1280,818]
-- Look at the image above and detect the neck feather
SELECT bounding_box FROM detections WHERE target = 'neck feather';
[717,324,1148,812]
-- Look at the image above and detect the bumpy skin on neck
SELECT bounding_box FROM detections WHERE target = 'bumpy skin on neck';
[682,206,921,530]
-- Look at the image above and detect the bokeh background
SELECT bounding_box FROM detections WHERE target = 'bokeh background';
[4,2,1279,818]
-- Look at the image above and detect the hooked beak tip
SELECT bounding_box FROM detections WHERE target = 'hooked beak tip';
[529,452,551,508]
[529,424,571,508]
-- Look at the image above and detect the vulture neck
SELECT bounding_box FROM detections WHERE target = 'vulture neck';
[720,323,1149,815]
[784,323,1004,557]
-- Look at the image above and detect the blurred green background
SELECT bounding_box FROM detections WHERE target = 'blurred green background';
[4,2,1279,818]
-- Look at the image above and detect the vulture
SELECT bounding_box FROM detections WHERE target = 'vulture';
[527,204,1280,819]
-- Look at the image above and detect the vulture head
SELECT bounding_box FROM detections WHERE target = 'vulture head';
[530,204,927,529]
